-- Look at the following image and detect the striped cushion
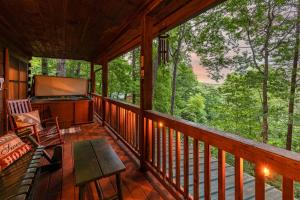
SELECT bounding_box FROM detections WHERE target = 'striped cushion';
[13,110,43,132]
[0,133,31,171]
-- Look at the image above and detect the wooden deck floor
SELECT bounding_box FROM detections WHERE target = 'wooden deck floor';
[33,122,165,200]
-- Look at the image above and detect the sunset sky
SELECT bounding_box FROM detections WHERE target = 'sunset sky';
[190,52,228,85]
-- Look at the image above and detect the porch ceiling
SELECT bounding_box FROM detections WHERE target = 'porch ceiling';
[0,0,221,62]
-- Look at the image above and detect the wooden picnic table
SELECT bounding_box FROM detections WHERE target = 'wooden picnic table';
[73,139,126,200]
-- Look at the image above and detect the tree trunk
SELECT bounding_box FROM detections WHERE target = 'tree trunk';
[170,59,178,115]
[41,58,48,75]
[286,1,300,150]
[261,62,269,143]
[56,59,66,77]
[132,49,137,104]
[261,2,275,144]
[170,25,186,115]
[75,62,81,77]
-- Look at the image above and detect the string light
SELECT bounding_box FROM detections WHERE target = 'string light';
[263,167,270,177]
[159,122,163,127]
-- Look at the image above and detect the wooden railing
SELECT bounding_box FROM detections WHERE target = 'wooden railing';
[105,97,140,157]
[92,94,300,200]
[91,93,103,120]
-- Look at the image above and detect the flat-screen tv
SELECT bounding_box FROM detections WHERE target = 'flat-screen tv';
[34,75,88,96]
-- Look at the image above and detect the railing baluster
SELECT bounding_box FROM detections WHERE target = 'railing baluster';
[218,149,225,200]
[184,135,189,198]
[129,110,131,143]
[133,112,135,148]
[157,123,161,171]
[106,102,109,123]
[204,143,211,200]
[282,177,294,200]
[176,131,181,190]
[152,120,155,165]
[255,164,265,200]
[135,113,140,151]
[122,108,125,138]
[145,118,149,161]
[131,112,134,146]
[120,108,123,138]
[109,102,112,125]
[162,126,167,179]
[125,110,128,141]
[117,106,120,135]
[235,156,243,200]
[129,111,132,145]
[148,119,152,162]
[168,128,173,183]
[193,139,199,200]
[132,112,134,146]
[111,104,113,127]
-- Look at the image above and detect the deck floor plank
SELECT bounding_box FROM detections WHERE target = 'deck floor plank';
[33,123,164,200]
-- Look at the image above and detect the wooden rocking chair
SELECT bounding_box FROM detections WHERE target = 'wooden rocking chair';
[7,98,64,148]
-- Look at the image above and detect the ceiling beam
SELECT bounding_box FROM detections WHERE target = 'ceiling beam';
[152,0,224,36]
[102,0,223,62]
[94,0,163,63]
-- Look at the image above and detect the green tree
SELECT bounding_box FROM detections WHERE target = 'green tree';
[180,94,206,123]
[191,0,296,143]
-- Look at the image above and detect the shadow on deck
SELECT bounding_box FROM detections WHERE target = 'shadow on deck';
[32,122,167,200]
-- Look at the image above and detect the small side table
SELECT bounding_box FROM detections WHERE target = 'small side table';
[73,139,126,200]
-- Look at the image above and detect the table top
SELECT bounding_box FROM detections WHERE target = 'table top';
[73,139,126,186]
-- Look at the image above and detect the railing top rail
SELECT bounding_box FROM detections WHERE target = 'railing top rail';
[91,94,140,113]
[91,93,102,97]
[144,110,300,182]
[104,97,140,112]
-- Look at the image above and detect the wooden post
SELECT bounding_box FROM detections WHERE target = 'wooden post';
[101,58,108,124]
[139,14,153,171]
[90,62,95,94]
[3,48,9,132]
[27,63,31,97]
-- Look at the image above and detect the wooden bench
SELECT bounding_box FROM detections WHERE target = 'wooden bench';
[0,134,63,200]
[73,139,126,200]
[0,146,44,200]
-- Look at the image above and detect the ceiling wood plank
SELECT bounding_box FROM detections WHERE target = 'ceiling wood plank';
[0,0,223,62]
[103,0,223,62]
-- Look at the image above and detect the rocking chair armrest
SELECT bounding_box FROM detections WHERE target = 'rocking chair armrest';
[13,124,36,139]
[14,124,37,131]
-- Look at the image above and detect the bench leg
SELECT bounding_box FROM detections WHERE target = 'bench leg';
[79,185,86,200]
[94,180,104,200]
[116,173,123,200]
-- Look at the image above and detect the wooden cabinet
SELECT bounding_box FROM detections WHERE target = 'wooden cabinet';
[32,99,93,128]
[74,100,93,124]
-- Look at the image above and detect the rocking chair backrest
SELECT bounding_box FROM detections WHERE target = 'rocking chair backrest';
[7,99,33,131]
[7,99,32,115]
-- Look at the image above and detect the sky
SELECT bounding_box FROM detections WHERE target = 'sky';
[190,52,230,85]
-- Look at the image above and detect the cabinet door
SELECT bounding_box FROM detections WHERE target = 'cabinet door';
[74,101,89,124]
[48,102,74,128]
